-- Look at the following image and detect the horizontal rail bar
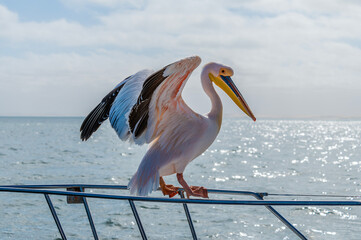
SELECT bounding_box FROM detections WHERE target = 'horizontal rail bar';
[268,193,361,198]
[1,187,361,206]
[0,184,129,190]
[0,184,266,198]
[4,184,360,199]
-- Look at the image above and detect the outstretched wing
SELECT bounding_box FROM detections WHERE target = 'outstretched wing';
[128,56,201,144]
[80,56,201,145]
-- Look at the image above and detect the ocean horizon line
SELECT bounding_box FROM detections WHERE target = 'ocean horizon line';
[1,115,361,121]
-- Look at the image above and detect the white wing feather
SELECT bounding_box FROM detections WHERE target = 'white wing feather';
[109,69,153,143]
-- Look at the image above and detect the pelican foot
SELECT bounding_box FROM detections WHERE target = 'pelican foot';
[159,177,179,198]
[161,184,179,198]
[185,186,208,199]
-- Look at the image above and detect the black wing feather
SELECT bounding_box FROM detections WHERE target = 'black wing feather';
[80,83,125,141]
[128,67,168,138]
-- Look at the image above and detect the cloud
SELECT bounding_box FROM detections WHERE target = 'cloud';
[60,0,146,9]
[1,1,361,117]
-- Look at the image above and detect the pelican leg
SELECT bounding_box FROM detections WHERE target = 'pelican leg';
[159,177,179,198]
[176,173,208,199]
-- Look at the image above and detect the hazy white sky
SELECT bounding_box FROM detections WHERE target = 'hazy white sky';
[0,0,361,118]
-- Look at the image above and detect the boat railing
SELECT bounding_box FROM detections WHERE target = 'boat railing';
[1,184,360,240]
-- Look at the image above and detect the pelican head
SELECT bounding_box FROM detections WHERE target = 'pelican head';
[207,63,256,121]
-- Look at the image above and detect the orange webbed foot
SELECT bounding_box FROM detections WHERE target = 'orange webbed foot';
[159,177,179,198]
[176,173,208,199]
[161,184,179,198]
[186,186,208,199]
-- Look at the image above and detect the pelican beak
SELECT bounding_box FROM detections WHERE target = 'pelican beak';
[209,73,256,121]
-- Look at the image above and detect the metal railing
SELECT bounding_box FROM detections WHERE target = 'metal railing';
[1,184,360,240]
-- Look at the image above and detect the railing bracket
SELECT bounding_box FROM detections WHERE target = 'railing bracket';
[67,187,84,204]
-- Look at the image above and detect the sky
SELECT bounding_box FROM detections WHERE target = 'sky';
[0,0,361,118]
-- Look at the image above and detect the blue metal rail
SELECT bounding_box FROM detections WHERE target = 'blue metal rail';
[1,184,360,240]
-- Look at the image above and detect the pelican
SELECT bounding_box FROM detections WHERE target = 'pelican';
[80,56,256,198]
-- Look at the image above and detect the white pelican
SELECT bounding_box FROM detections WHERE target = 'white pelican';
[80,56,256,198]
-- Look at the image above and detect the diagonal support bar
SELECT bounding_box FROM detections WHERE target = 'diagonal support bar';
[44,194,67,240]
[129,200,147,240]
[179,191,198,240]
[79,187,99,240]
[254,193,307,240]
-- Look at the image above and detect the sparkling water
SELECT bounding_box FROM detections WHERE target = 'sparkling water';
[1,117,361,239]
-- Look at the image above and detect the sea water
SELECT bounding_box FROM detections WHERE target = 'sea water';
[0,117,361,239]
